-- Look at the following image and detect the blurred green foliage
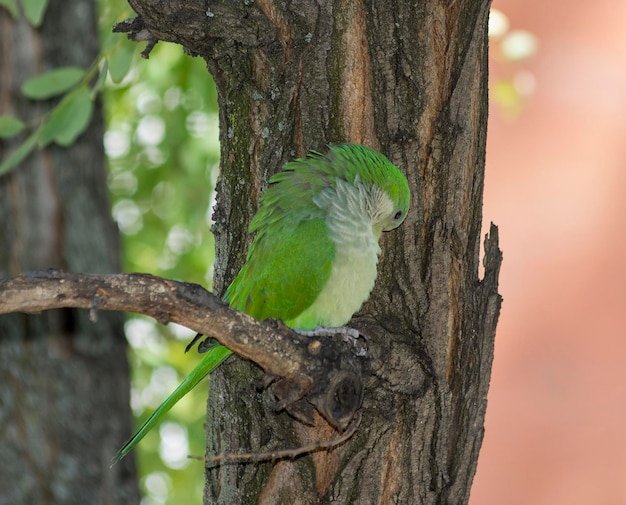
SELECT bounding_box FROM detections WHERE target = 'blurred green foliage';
[99,3,220,504]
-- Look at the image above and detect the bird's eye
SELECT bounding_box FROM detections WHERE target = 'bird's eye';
[393,210,403,220]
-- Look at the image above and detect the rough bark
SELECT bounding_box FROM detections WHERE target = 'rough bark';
[119,0,499,503]
[0,2,139,503]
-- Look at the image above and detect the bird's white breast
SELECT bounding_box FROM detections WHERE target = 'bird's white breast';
[287,177,390,328]
[306,240,379,326]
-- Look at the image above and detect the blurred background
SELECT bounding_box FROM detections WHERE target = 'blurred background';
[97,0,626,503]
[99,3,221,502]
[472,0,626,503]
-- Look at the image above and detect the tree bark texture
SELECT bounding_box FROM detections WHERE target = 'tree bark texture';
[124,1,501,503]
[0,2,140,503]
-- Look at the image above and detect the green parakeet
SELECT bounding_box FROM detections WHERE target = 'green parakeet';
[113,143,410,463]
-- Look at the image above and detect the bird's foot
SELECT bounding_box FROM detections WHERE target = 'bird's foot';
[185,333,220,354]
[294,326,367,357]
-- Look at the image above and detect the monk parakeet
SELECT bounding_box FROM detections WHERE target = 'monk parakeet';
[113,143,410,463]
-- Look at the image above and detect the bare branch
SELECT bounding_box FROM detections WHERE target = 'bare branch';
[203,410,362,466]
[0,270,364,429]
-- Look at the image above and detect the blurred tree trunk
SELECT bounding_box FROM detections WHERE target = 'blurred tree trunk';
[0,1,139,503]
[125,0,501,503]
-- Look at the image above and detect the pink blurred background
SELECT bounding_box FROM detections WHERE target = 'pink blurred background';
[471,0,626,503]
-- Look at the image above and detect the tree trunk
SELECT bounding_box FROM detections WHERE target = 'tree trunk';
[124,0,501,503]
[0,2,139,503]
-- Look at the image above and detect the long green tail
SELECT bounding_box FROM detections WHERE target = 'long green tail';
[111,345,233,465]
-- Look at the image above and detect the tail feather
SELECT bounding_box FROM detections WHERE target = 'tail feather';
[111,345,233,466]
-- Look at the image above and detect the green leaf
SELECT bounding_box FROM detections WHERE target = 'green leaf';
[93,60,109,95]
[21,0,48,26]
[0,131,38,176]
[0,0,18,19]
[39,86,93,147]
[107,39,136,83]
[0,116,25,138]
[21,66,86,100]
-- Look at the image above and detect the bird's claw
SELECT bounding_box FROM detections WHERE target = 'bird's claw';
[294,326,367,357]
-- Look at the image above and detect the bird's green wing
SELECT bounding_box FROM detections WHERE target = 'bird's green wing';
[224,218,335,328]
[111,345,232,465]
